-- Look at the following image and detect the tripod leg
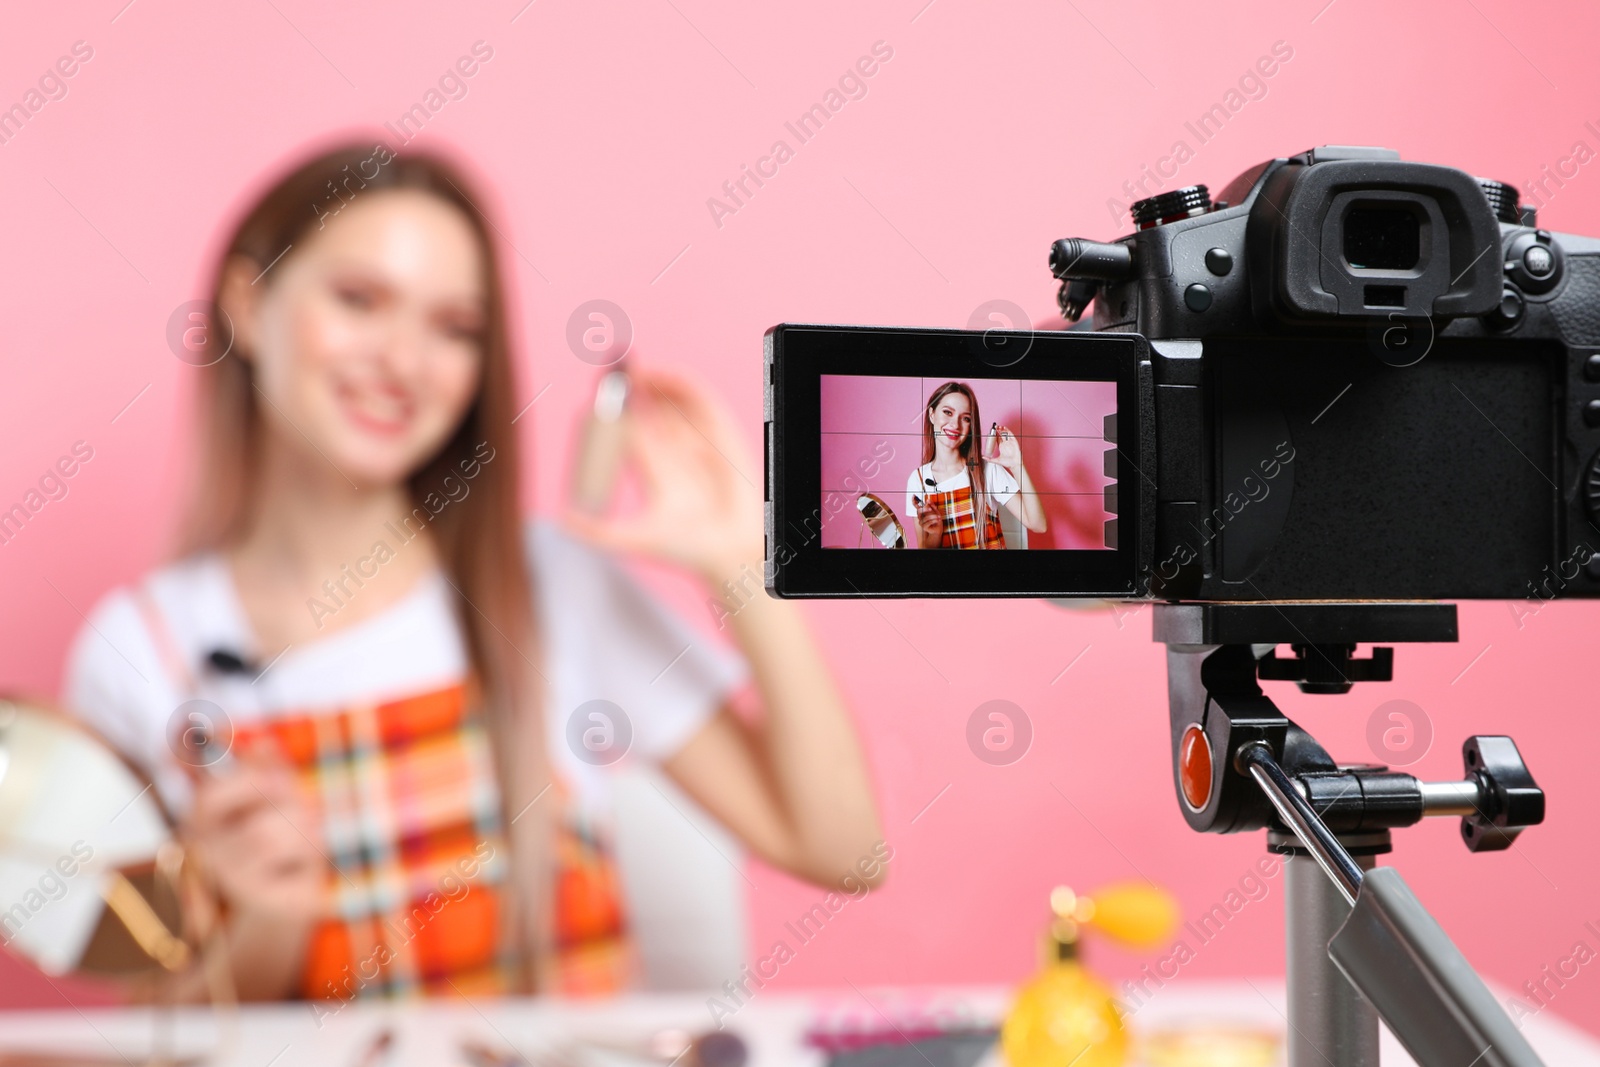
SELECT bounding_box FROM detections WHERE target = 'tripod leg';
[1286,850,1378,1067]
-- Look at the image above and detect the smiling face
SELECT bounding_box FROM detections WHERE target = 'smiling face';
[929,390,973,452]
[237,188,487,489]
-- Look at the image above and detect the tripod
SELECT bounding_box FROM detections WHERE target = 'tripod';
[1154,601,1547,1067]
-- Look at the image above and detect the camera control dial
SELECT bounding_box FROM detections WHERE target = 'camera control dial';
[1130,185,1211,230]
[1475,178,1522,224]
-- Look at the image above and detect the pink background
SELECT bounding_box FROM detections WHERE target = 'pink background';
[818,375,1114,548]
[2,0,1600,1035]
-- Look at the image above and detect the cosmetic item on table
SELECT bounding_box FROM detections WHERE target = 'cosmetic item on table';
[575,1030,747,1067]
[804,1000,996,1067]
[1138,1025,1278,1067]
[461,1038,528,1067]
[461,1026,743,1067]
[351,1028,395,1067]
[816,1031,996,1067]
[1000,883,1179,1067]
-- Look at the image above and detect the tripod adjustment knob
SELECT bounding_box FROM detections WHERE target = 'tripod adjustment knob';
[1459,735,1544,853]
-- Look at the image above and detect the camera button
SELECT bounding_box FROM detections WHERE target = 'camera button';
[1586,354,1600,382]
[1184,283,1213,312]
[1585,399,1600,428]
[1204,247,1233,276]
[1179,724,1212,811]
[1523,245,1555,278]
[1506,231,1563,293]
[1485,287,1525,331]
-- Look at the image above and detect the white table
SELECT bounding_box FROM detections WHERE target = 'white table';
[0,983,1595,1066]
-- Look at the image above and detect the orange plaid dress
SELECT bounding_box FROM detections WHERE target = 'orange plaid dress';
[233,683,634,1001]
[923,482,1006,549]
[132,586,632,1000]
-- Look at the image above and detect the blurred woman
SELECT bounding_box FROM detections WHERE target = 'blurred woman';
[64,141,881,1001]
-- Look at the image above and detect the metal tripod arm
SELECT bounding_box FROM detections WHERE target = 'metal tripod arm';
[1236,743,1545,1067]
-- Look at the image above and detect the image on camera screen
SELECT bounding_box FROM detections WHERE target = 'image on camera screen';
[820,374,1117,551]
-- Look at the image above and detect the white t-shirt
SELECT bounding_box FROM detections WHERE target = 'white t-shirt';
[61,518,747,820]
[905,461,1019,524]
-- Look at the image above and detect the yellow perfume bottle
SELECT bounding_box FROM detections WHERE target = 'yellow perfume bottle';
[1001,883,1178,1067]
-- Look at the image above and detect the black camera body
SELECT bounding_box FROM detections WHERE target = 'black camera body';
[1050,144,1600,600]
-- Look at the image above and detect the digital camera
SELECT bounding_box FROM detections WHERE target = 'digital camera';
[764,145,1600,600]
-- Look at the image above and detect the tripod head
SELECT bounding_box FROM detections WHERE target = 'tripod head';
[1154,601,1549,1067]
[1158,602,1544,849]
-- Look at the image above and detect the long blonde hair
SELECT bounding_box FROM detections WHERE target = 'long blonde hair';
[178,138,552,989]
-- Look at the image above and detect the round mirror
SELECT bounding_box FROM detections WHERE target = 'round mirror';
[0,696,192,981]
[856,493,906,549]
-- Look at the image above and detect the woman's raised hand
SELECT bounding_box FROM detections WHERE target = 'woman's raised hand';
[564,365,763,582]
[988,423,1024,473]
